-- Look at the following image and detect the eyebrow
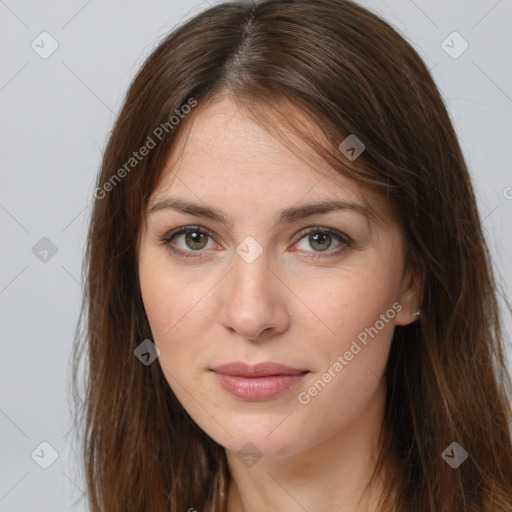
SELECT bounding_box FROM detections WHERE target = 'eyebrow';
[147,197,378,228]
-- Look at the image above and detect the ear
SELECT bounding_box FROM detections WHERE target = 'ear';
[394,257,423,326]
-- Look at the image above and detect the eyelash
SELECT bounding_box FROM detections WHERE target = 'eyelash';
[158,225,353,260]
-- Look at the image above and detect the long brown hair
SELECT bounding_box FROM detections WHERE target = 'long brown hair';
[71,0,512,510]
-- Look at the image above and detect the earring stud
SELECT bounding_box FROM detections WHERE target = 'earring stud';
[414,309,420,317]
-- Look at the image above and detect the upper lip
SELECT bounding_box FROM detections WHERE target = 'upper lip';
[211,361,308,377]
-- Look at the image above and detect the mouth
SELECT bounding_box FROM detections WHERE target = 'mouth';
[210,361,309,401]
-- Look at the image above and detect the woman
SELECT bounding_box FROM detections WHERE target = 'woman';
[72,0,512,510]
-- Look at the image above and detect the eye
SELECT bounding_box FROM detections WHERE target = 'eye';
[159,226,353,260]
[159,226,216,258]
[292,227,352,258]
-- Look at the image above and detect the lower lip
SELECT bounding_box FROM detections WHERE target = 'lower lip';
[212,372,307,400]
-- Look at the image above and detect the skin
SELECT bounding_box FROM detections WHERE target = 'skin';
[137,95,422,511]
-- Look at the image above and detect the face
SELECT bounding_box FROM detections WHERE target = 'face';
[137,95,420,459]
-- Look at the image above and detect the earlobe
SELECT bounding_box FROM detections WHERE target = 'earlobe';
[394,261,423,326]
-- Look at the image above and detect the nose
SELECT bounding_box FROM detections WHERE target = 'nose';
[219,249,290,342]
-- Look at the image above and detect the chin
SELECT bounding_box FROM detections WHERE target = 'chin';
[204,416,304,458]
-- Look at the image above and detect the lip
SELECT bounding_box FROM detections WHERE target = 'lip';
[210,361,309,401]
[212,361,308,377]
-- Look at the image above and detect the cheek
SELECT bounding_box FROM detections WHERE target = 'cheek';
[293,268,397,411]
[304,267,399,345]
[139,252,203,338]
[295,294,395,445]
[139,272,173,338]
[138,257,215,383]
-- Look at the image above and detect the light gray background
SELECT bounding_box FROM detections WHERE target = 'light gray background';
[1,0,511,510]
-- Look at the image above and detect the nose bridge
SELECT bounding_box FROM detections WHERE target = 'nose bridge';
[220,238,288,339]
[230,240,274,306]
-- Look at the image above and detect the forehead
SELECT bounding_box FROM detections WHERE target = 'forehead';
[149,95,394,227]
